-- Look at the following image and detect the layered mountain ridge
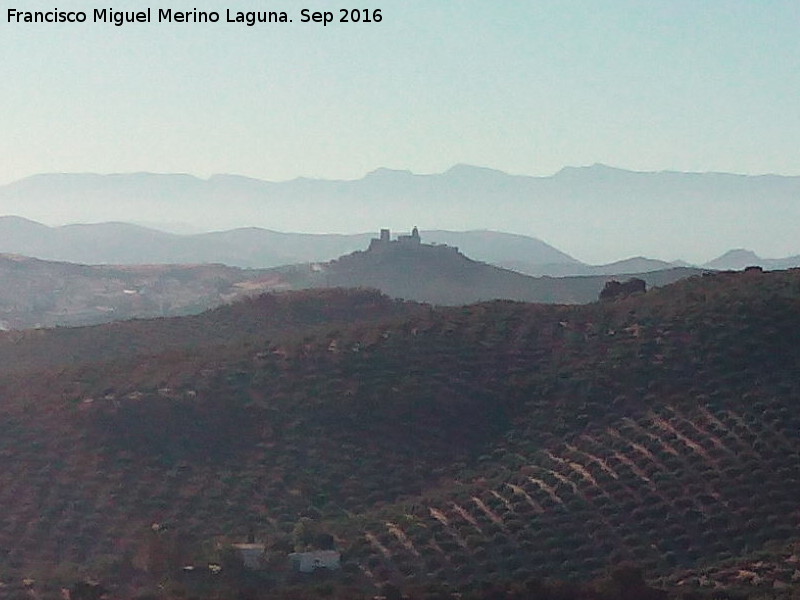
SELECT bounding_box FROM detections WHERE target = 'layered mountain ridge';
[2,164,800,262]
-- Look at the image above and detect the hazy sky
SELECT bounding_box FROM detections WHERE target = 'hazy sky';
[1,0,799,185]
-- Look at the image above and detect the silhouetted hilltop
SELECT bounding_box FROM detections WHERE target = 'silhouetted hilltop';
[703,248,800,271]
[278,228,703,305]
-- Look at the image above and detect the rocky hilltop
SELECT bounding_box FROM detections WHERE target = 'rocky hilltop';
[277,227,703,305]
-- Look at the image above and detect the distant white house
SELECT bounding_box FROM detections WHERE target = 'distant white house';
[288,550,341,573]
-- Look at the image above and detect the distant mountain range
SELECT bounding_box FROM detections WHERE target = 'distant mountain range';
[0,216,578,271]
[500,256,684,277]
[702,248,800,271]
[1,216,797,276]
[1,165,799,263]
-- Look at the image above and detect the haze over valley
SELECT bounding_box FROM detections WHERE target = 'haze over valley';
[3,164,800,265]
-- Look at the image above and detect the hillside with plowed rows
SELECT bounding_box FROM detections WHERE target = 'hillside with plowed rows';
[0,271,798,599]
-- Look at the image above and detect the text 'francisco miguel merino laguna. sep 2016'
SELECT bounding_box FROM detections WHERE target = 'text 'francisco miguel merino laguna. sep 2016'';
[5,7,384,27]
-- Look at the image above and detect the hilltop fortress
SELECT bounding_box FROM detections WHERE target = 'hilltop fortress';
[367,227,459,254]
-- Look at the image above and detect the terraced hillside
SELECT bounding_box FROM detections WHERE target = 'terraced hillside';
[0,271,798,598]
